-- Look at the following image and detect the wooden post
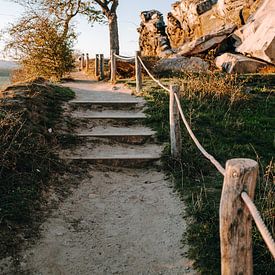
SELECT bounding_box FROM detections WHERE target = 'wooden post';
[80,53,85,71]
[220,158,258,275]
[110,50,116,84]
[169,85,182,159]
[86,53,89,71]
[135,51,142,93]
[95,54,100,77]
[99,54,104,80]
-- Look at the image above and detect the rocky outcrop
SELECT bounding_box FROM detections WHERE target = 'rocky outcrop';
[153,57,209,73]
[137,0,274,74]
[234,0,275,64]
[215,53,267,73]
[138,10,173,57]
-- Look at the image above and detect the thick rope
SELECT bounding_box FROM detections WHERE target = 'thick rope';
[241,192,275,259]
[137,56,171,93]
[114,54,135,61]
[174,93,225,176]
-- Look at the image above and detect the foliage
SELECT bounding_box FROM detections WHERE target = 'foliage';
[5,0,104,81]
[0,82,74,257]
[141,73,275,274]
[6,15,75,81]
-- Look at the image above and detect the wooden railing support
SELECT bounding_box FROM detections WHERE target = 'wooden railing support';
[80,53,85,71]
[95,54,100,77]
[220,158,258,275]
[169,85,182,159]
[135,51,142,93]
[110,50,116,84]
[86,53,89,71]
[99,54,104,80]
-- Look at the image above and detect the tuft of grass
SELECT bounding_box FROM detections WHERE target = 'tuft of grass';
[142,72,275,274]
[0,81,75,258]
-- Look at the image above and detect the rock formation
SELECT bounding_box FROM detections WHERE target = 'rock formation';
[153,57,209,74]
[138,0,274,73]
[166,0,256,49]
[234,0,275,64]
[215,53,267,73]
[138,10,173,57]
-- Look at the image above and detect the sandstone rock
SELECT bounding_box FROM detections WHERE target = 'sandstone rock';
[234,0,275,64]
[138,10,173,57]
[215,53,267,73]
[153,57,209,74]
[177,24,236,56]
[217,0,254,17]
[166,0,257,50]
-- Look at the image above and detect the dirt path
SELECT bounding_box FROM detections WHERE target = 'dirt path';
[17,74,195,275]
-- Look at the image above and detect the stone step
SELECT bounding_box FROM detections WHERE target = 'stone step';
[76,126,156,144]
[69,100,145,111]
[72,110,146,120]
[69,100,142,105]
[60,143,163,167]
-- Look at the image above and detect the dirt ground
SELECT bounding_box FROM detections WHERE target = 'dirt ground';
[1,74,195,275]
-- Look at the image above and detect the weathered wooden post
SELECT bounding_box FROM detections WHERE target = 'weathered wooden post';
[80,53,85,71]
[99,54,105,80]
[135,51,142,93]
[169,85,182,159]
[86,53,89,71]
[95,54,100,78]
[110,49,116,84]
[220,158,258,275]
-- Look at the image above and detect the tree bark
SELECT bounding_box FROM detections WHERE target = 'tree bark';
[108,13,119,55]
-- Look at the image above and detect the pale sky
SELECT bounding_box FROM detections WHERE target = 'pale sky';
[0,0,174,59]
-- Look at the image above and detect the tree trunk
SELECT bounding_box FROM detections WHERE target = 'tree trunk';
[108,13,119,55]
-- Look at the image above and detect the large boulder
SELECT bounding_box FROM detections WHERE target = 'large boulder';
[177,24,236,56]
[138,10,173,57]
[215,53,268,73]
[153,57,209,74]
[234,0,275,64]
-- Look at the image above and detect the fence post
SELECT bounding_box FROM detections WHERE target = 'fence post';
[80,53,85,71]
[99,54,105,80]
[110,49,116,84]
[95,54,100,78]
[220,158,258,275]
[86,53,89,72]
[135,51,142,93]
[169,85,182,159]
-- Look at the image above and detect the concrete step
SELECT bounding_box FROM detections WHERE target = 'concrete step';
[60,143,163,167]
[76,126,156,144]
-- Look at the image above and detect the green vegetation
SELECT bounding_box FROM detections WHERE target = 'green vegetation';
[128,73,275,274]
[0,82,74,258]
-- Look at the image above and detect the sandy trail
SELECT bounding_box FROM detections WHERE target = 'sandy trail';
[17,74,195,275]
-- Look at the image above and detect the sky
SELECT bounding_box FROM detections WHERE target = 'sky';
[0,0,175,60]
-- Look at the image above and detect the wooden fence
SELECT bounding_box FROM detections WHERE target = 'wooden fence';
[109,49,275,274]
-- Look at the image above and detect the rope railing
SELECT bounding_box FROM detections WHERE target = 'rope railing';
[137,56,171,93]
[135,55,275,262]
[174,93,226,176]
[114,53,135,61]
[109,52,275,264]
[241,192,275,258]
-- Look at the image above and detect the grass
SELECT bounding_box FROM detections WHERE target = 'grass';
[132,73,275,274]
[0,81,75,259]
